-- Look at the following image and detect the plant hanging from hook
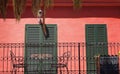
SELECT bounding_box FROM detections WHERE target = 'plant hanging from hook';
[73,0,82,9]
[32,0,42,17]
[0,0,8,20]
[12,0,26,21]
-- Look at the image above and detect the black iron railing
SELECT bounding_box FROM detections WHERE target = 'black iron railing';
[0,42,119,74]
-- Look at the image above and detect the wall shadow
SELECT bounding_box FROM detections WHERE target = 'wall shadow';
[0,6,120,19]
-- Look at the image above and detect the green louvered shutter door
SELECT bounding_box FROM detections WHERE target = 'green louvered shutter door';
[85,24,108,74]
[25,25,43,74]
[25,24,57,74]
[39,24,57,74]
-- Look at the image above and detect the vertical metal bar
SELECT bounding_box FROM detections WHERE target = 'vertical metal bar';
[3,44,5,74]
[70,43,72,73]
[82,42,85,74]
[78,43,80,74]
[6,44,8,72]
[63,43,65,74]
[73,43,76,73]
[10,44,12,73]
[66,43,69,74]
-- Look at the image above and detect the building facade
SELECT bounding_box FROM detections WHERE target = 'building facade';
[0,0,120,74]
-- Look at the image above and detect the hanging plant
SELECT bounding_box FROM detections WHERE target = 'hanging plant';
[32,0,53,17]
[12,0,26,21]
[42,0,53,37]
[73,0,82,9]
[32,0,42,17]
[0,0,8,20]
[41,0,54,37]
[44,0,54,8]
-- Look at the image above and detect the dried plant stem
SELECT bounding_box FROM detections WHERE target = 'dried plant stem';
[12,0,26,21]
[44,0,53,8]
[73,0,82,9]
[0,0,8,20]
[32,0,42,17]
[42,2,47,37]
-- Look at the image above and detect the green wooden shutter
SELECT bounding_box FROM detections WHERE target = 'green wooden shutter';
[25,25,43,43]
[39,25,57,74]
[25,24,57,74]
[85,24,108,74]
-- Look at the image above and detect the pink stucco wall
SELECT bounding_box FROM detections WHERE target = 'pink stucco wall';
[0,6,120,43]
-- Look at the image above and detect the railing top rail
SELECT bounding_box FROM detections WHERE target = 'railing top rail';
[0,42,120,48]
